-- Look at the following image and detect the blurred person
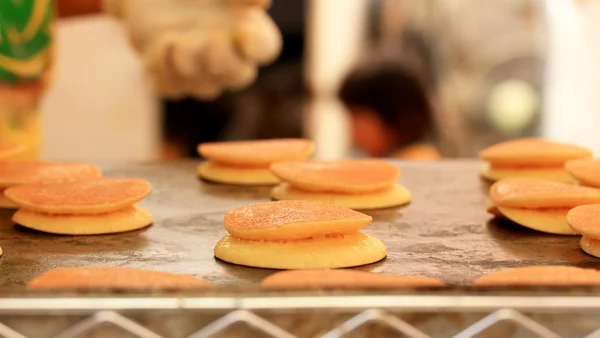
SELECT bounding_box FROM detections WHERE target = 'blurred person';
[339,59,441,161]
[0,0,282,159]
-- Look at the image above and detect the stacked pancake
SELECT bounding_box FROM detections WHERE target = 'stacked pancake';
[5,177,153,235]
[28,267,211,289]
[566,159,600,187]
[0,161,101,208]
[197,139,314,185]
[567,204,600,258]
[214,200,387,269]
[473,266,600,286]
[261,269,444,289]
[488,177,600,234]
[270,159,411,210]
[479,138,592,183]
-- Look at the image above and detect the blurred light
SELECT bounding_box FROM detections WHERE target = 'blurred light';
[486,78,539,134]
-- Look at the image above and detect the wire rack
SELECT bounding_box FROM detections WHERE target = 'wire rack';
[1,290,600,338]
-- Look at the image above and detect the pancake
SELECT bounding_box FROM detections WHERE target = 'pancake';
[0,161,101,188]
[566,159,600,188]
[567,204,600,238]
[198,139,314,166]
[270,160,399,193]
[580,236,600,258]
[0,143,26,161]
[13,205,153,235]
[496,206,575,235]
[261,269,445,289]
[489,177,600,209]
[480,166,574,183]
[271,183,411,210]
[214,233,387,269]
[224,200,372,240]
[197,162,279,185]
[28,267,211,289]
[480,138,592,166]
[4,177,151,215]
[473,266,600,286]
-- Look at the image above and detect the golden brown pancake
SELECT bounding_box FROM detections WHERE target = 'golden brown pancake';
[566,159,600,188]
[198,139,315,166]
[0,161,101,188]
[5,177,151,215]
[197,139,314,185]
[214,233,387,269]
[224,200,372,240]
[270,159,399,193]
[567,204,600,238]
[488,178,600,234]
[479,138,591,182]
[490,177,600,209]
[271,183,411,210]
[261,269,445,289]
[28,267,212,289]
[14,205,153,235]
[473,266,600,286]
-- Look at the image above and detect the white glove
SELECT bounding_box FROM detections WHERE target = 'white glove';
[104,0,282,100]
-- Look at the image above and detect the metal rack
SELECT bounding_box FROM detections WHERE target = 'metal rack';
[1,290,600,338]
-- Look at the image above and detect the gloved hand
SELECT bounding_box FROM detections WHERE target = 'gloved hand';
[104,0,282,100]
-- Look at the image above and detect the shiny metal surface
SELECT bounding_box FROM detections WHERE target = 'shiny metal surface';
[0,160,598,288]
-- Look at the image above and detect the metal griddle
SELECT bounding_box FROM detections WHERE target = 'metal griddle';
[1,160,597,288]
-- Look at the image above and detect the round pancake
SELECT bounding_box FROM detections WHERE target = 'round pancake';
[198,139,314,166]
[480,166,574,183]
[224,200,372,240]
[567,204,600,238]
[479,138,592,166]
[27,267,211,289]
[566,159,600,188]
[5,178,151,215]
[13,205,153,235]
[473,266,600,286]
[0,143,26,161]
[261,269,445,289]
[270,160,399,193]
[271,183,411,210]
[497,206,575,235]
[197,162,279,185]
[580,236,600,258]
[0,161,101,188]
[214,233,387,269]
[489,177,600,208]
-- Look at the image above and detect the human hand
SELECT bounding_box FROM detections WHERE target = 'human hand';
[104,0,282,100]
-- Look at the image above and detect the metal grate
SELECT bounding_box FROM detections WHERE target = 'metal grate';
[1,293,600,338]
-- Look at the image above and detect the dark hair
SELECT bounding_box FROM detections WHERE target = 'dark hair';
[338,60,434,143]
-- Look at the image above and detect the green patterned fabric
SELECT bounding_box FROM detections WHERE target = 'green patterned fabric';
[0,0,54,84]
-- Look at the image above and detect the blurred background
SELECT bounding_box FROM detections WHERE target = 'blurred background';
[38,0,600,161]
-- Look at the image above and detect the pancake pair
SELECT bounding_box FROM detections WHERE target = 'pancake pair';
[214,200,387,269]
[197,139,314,185]
[270,160,411,210]
[487,177,600,235]
[479,138,592,183]
[5,178,153,235]
[0,161,101,209]
[28,267,211,289]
